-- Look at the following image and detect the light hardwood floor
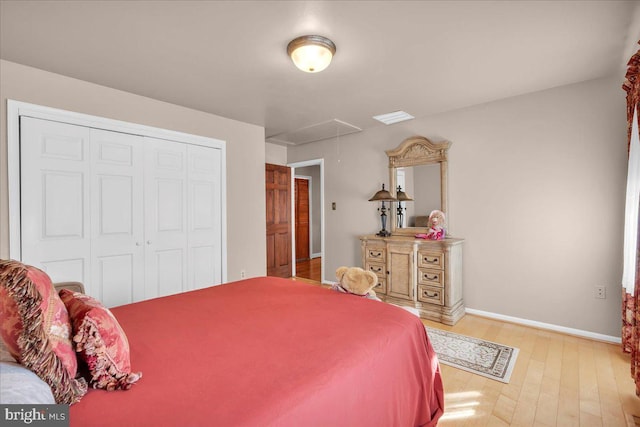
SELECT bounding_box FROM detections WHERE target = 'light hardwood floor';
[295,278,640,426]
[422,314,640,426]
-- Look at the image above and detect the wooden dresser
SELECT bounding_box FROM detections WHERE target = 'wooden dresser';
[360,234,464,325]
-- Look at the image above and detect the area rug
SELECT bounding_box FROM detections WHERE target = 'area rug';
[426,327,519,383]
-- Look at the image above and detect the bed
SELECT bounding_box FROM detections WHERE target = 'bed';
[51,277,444,426]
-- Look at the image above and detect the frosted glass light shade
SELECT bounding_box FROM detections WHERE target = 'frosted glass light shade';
[287,35,336,73]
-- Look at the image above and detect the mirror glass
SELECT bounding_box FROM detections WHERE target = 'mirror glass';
[395,165,441,228]
[386,135,449,236]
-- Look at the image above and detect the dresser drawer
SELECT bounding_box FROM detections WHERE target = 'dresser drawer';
[372,277,387,295]
[418,285,445,306]
[366,247,386,263]
[365,262,386,278]
[418,268,443,287]
[418,251,444,270]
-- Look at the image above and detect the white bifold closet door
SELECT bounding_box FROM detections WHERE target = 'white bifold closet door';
[20,117,93,289]
[20,117,222,307]
[142,138,223,299]
[90,128,145,307]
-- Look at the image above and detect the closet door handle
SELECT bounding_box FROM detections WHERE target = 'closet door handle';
[135,242,142,247]
[146,240,152,245]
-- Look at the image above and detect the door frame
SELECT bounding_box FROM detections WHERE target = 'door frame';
[288,159,325,283]
[7,100,228,283]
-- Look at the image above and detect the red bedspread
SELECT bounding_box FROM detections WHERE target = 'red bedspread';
[70,277,444,426]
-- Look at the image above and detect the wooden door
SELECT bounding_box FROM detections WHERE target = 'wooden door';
[295,178,310,261]
[266,164,292,277]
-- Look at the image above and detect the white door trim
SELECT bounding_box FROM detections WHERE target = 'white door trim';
[7,99,227,283]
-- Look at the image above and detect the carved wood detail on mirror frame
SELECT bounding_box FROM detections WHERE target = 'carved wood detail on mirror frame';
[387,136,451,236]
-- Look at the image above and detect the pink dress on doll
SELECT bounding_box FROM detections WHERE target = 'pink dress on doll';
[416,227,446,240]
[425,226,445,240]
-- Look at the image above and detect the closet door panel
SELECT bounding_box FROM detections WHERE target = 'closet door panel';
[19,113,225,305]
[90,129,145,306]
[96,254,134,308]
[192,246,216,289]
[43,172,84,237]
[188,145,222,290]
[144,137,188,298]
[20,117,91,285]
[156,249,185,296]
[157,179,184,230]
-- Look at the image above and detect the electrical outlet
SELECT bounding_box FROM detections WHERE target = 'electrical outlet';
[595,286,606,299]
[240,270,246,279]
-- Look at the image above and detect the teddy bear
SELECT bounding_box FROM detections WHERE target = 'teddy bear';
[331,266,381,301]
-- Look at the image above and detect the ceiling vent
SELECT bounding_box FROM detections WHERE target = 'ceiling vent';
[372,110,414,125]
[267,119,361,145]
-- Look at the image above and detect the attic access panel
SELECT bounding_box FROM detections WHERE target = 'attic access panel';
[267,119,361,145]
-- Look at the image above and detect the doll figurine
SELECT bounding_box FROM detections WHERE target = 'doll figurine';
[425,210,446,240]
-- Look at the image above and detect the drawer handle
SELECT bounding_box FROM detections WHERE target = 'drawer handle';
[375,282,382,288]
[369,251,382,258]
[424,273,439,281]
[423,290,439,298]
[370,266,382,273]
[424,257,439,263]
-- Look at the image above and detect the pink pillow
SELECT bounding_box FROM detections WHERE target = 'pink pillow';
[0,259,87,404]
[59,289,142,391]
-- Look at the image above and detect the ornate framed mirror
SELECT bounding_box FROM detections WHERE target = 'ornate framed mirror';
[387,136,451,236]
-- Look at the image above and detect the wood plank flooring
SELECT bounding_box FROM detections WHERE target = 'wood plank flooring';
[421,314,640,426]
[294,257,321,282]
[294,278,640,426]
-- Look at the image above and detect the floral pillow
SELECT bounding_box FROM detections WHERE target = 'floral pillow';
[0,259,87,404]
[59,289,142,391]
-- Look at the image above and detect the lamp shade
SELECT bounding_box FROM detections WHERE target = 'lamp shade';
[287,35,336,73]
[368,184,397,202]
[396,186,413,202]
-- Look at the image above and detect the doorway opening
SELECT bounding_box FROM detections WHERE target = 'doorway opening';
[288,159,324,284]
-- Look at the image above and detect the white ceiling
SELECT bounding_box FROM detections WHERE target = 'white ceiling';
[1,1,638,145]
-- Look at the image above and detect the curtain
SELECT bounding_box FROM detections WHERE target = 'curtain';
[622,42,640,396]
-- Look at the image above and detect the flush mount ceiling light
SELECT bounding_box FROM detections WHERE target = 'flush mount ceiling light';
[287,35,336,73]
[373,111,415,125]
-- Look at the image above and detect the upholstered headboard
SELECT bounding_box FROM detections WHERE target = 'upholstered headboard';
[53,281,85,294]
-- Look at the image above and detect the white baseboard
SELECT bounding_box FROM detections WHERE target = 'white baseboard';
[465,308,621,344]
